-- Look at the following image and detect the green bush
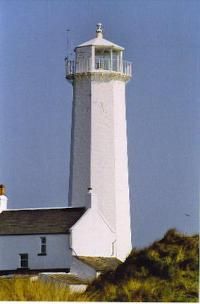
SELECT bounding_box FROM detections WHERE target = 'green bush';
[86,229,199,302]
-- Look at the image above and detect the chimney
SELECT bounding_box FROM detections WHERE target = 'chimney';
[0,184,6,196]
[0,184,8,212]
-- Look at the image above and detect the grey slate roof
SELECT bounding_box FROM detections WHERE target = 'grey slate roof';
[76,256,121,272]
[0,207,85,235]
[41,273,89,285]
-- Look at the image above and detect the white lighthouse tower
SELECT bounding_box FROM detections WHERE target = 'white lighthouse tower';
[65,24,132,261]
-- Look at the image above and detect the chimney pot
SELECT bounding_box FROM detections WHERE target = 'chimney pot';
[0,185,6,196]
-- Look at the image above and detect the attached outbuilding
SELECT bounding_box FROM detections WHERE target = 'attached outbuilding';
[71,256,121,280]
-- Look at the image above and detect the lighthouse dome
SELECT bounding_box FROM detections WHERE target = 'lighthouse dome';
[76,36,124,51]
[76,23,124,51]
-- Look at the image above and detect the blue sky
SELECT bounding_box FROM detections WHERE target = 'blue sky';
[0,0,199,247]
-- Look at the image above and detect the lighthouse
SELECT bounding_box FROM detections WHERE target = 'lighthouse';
[65,24,132,261]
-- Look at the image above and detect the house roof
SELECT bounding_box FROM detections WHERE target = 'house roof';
[42,273,89,285]
[76,256,121,272]
[76,37,124,51]
[0,207,85,235]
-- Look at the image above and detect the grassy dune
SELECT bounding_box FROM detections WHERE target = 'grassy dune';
[0,229,199,301]
[87,229,199,302]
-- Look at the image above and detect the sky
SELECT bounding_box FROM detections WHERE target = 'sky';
[0,0,199,247]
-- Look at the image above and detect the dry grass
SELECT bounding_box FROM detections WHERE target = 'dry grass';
[0,276,91,301]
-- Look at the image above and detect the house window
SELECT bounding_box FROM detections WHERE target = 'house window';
[20,253,28,268]
[38,237,47,255]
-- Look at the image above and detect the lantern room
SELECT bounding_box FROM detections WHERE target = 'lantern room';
[65,23,132,79]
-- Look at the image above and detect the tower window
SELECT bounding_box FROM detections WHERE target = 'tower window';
[38,237,47,256]
[19,253,29,268]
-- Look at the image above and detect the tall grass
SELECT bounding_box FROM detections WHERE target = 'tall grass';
[0,277,92,301]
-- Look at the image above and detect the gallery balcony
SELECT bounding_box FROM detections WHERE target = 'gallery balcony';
[65,58,132,80]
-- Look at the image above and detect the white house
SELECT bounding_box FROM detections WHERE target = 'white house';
[0,24,132,276]
[0,185,85,275]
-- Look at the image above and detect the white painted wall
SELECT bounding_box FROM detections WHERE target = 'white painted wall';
[70,256,96,280]
[91,80,116,230]
[113,81,132,260]
[0,195,8,213]
[71,195,116,258]
[68,76,91,208]
[91,79,132,260]
[0,234,71,271]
